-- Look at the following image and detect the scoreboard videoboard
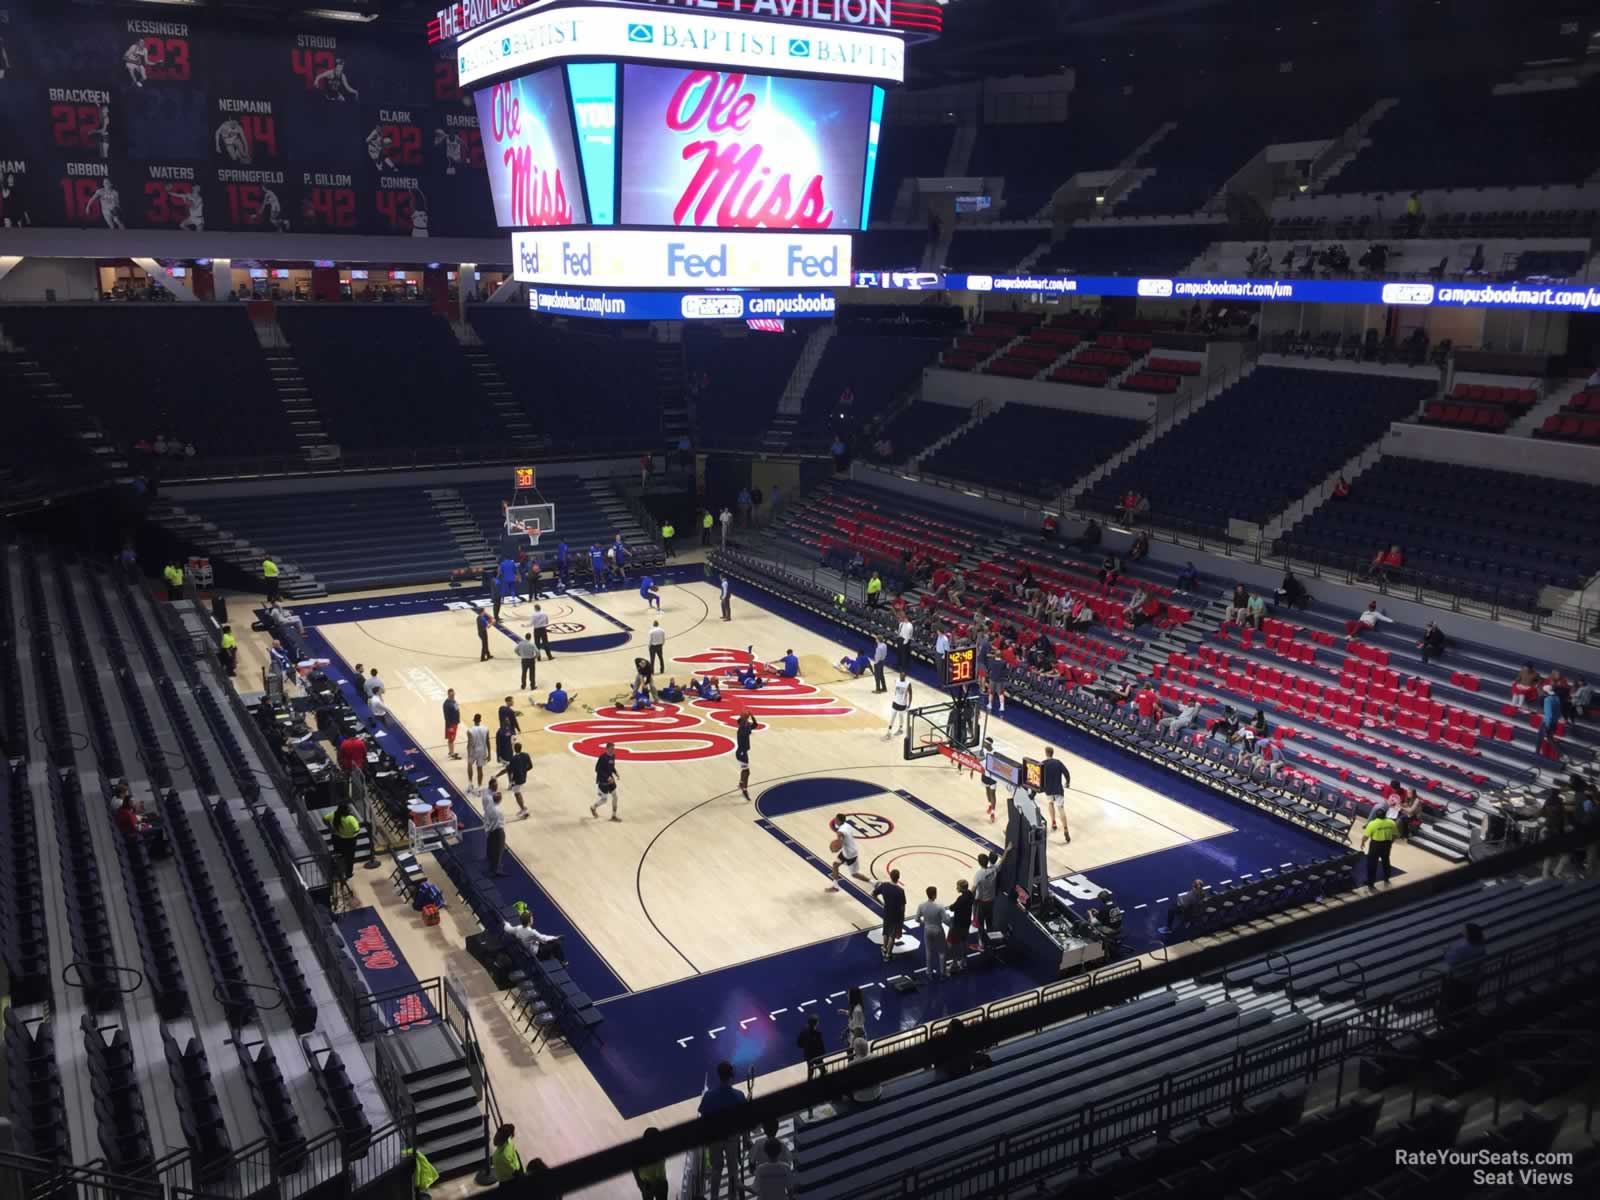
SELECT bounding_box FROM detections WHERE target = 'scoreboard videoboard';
[1022,757,1044,792]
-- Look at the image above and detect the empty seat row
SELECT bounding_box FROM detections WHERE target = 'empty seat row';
[0,764,50,1004]
[4,1009,68,1161]
[81,1013,154,1174]
[238,1042,307,1170]
[163,1030,233,1182]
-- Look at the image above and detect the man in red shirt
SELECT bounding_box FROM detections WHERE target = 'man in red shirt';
[1368,544,1404,583]
[1134,685,1160,721]
[337,733,367,773]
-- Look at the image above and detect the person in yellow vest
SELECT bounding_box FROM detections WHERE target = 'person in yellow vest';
[261,556,280,604]
[701,508,714,546]
[491,1123,523,1183]
[865,571,883,608]
[163,562,184,597]
[632,1127,669,1200]
[219,624,238,677]
[660,520,675,558]
[326,801,361,883]
[1360,809,1398,891]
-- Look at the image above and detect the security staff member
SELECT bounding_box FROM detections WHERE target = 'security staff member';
[163,562,185,596]
[261,556,280,603]
[326,802,361,883]
[1360,809,1399,890]
[219,624,238,676]
[660,520,676,557]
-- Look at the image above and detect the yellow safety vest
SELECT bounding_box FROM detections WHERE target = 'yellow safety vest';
[220,632,237,652]
[262,559,279,579]
[164,565,184,588]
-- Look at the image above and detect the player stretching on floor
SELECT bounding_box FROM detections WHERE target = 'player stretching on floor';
[735,712,757,800]
[826,815,870,891]
[590,742,620,821]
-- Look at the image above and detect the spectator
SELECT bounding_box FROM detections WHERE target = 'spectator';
[697,1061,748,1199]
[1418,621,1447,664]
[1227,584,1250,625]
[503,910,565,962]
[719,506,733,546]
[945,879,975,974]
[1466,244,1486,275]
[1331,475,1351,500]
[1405,191,1423,235]
[795,1015,826,1080]
[1165,879,1206,930]
[1121,586,1149,624]
[1511,663,1542,707]
[753,1136,794,1200]
[1275,569,1309,610]
[1158,698,1202,737]
[1572,676,1593,721]
[1437,924,1486,1023]
[1353,601,1393,636]
[1119,490,1141,522]
[1176,561,1199,592]
[1099,554,1122,587]
[1245,592,1266,629]
[1208,706,1240,744]
[1074,519,1102,550]
[849,1036,881,1105]
[1129,531,1150,562]
[1367,543,1404,583]
[1396,787,1424,840]
[1540,789,1568,877]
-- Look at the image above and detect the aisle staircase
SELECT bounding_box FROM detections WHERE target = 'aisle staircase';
[388,1024,488,1183]
[462,344,537,446]
[261,345,334,458]
[146,500,323,598]
[426,488,497,574]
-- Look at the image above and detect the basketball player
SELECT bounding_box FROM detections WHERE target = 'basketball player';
[1039,745,1071,843]
[735,712,756,800]
[464,713,490,793]
[588,544,605,591]
[885,672,913,740]
[409,189,430,237]
[492,741,533,819]
[366,126,397,171]
[639,575,661,611]
[84,179,123,229]
[443,688,461,759]
[496,696,520,766]
[631,655,655,700]
[980,736,998,823]
[168,185,204,231]
[215,117,250,164]
[590,742,620,821]
[313,58,359,101]
[1,172,30,227]
[123,40,152,87]
[435,128,466,174]
[826,815,870,891]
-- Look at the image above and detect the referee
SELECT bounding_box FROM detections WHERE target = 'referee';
[1360,809,1398,891]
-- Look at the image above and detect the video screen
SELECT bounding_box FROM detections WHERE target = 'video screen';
[618,64,873,231]
[475,66,588,227]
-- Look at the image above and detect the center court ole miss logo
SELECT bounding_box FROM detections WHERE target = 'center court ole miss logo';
[547,648,854,762]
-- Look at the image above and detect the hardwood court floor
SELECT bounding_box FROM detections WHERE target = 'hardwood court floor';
[229,570,1452,1197]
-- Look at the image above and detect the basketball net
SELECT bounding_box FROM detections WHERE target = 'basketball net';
[509,519,543,547]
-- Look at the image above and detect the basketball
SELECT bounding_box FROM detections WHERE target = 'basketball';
[829,835,844,854]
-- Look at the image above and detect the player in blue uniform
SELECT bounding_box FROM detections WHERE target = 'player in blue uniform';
[639,574,661,610]
[554,540,569,590]
[588,545,605,590]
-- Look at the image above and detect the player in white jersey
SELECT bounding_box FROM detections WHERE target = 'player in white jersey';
[314,58,358,101]
[256,186,289,232]
[169,185,204,231]
[409,188,430,237]
[464,713,490,792]
[885,672,913,739]
[215,118,250,164]
[434,129,465,175]
[826,815,870,891]
[123,40,152,87]
[365,126,395,171]
[85,181,123,229]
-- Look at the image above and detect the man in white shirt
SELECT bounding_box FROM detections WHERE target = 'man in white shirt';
[527,603,553,659]
[934,627,951,658]
[269,603,305,637]
[647,620,667,673]
[972,846,1009,939]
[885,672,913,740]
[719,573,732,621]
[1356,601,1394,633]
[871,637,889,693]
[482,779,507,877]
[514,633,539,690]
[719,507,733,546]
[504,910,564,961]
[916,885,949,981]
[896,617,915,671]
[364,668,384,699]
[826,815,870,891]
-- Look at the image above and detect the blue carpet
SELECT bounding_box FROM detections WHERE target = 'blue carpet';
[334,907,438,1030]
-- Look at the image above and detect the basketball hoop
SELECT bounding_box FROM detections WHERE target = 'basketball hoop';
[510,519,543,548]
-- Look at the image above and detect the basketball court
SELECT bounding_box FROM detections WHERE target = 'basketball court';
[236,550,1449,1191]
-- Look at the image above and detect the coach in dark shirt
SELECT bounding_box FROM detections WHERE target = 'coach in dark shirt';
[872,870,907,962]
